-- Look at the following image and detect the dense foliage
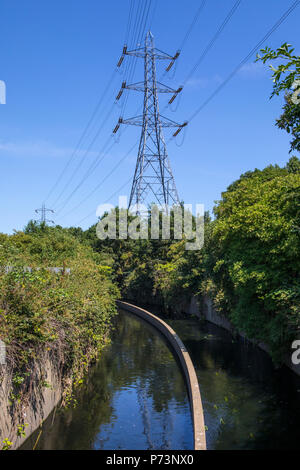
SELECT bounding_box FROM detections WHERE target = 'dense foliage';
[0,224,118,411]
[1,46,299,447]
[256,43,300,153]
[77,157,300,363]
[204,159,300,361]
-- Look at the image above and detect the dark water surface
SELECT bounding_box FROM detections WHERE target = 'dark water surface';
[21,311,300,450]
[168,318,300,450]
[21,310,193,450]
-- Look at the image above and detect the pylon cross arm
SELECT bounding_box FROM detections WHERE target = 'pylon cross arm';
[120,114,182,129]
[125,81,176,94]
[125,50,147,58]
[121,116,144,127]
[152,48,174,60]
[156,81,177,93]
[125,47,174,61]
[159,114,184,128]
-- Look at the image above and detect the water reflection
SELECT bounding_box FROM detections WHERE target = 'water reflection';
[21,311,193,450]
[168,318,300,450]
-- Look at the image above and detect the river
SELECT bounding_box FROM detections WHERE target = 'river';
[169,317,300,450]
[21,310,193,450]
[21,309,300,450]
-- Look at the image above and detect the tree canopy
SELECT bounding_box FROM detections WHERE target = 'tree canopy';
[256,43,300,153]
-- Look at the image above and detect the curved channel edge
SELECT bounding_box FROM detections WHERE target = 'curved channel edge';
[116,300,206,451]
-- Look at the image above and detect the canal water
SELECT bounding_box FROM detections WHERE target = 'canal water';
[168,318,300,450]
[21,310,300,450]
[21,310,193,450]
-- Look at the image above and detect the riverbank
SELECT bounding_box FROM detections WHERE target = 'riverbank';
[192,296,300,376]
[123,294,300,378]
[168,316,300,450]
[183,295,300,378]
[20,310,195,450]
[0,352,63,449]
[19,308,300,450]
[0,225,118,449]
[79,158,299,368]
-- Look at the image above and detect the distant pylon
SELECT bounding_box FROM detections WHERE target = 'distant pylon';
[35,203,54,225]
[114,31,187,212]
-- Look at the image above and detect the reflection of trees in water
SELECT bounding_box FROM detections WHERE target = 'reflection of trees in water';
[111,312,184,450]
[171,318,300,450]
[27,314,300,450]
[137,384,154,450]
[112,312,189,412]
[21,311,189,450]
[136,380,174,450]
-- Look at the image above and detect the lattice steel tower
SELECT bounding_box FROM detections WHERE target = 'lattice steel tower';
[35,203,54,224]
[114,31,187,212]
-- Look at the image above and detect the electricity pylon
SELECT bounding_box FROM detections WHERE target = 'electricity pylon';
[35,203,54,225]
[114,31,187,212]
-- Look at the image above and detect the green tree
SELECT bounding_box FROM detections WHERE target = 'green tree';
[256,43,300,153]
[204,158,300,362]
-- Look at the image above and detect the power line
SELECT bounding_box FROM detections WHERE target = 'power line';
[55,1,154,216]
[75,177,132,226]
[55,135,114,215]
[187,0,300,123]
[58,0,198,222]
[121,0,153,116]
[51,0,239,222]
[53,105,116,211]
[161,0,242,113]
[41,0,236,223]
[121,0,144,87]
[43,0,157,226]
[159,0,207,84]
[119,0,158,125]
[124,0,134,45]
[45,68,118,207]
[56,142,138,220]
[148,0,158,31]
[44,0,136,207]
[178,0,207,52]
[183,0,242,88]
[54,0,239,222]
[61,0,300,227]
[56,118,139,218]
[55,0,151,213]
[116,31,183,211]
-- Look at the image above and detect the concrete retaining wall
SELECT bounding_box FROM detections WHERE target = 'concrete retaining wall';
[188,295,300,377]
[2,300,207,450]
[0,354,63,449]
[117,300,207,451]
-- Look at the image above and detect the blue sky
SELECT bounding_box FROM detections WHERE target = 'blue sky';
[1,0,299,233]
